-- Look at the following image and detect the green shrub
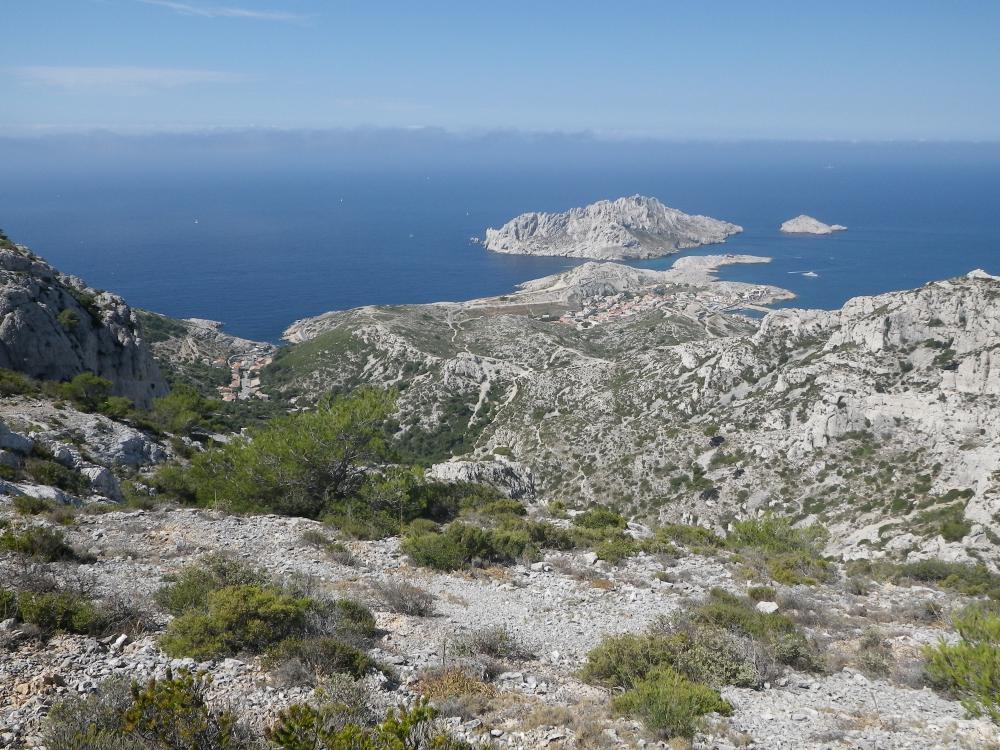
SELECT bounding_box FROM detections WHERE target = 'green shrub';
[17,591,105,635]
[581,632,678,690]
[655,523,723,550]
[122,670,248,749]
[0,525,83,562]
[727,516,827,554]
[265,636,374,680]
[454,625,534,661]
[100,396,135,420]
[727,516,833,586]
[13,495,56,515]
[0,588,17,620]
[24,457,89,495]
[44,670,254,750]
[159,585,311,660]
[58,372,113,412]
[0,368,36,396]
[690,589,816,671]
[612,666,732,739]
[268,697,471,750]
[924,603,1000,724]
[185,388,397,518]
[595,536,638,563]
[402,531,467,571]
[154,554,270,616]
[57,309,81,331]
[894,559,1000,599]
[326,598,377,642]
[572,507,626,530]
[762,549,835,586]
[150,384,222,434]
[747,586,776,602]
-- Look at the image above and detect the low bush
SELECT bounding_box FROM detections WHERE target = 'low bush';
[0,589,16,620]
[582,587,816,733]
[689,589,817,670]
[24,457,90,496]
[895,559,1000,600]
[572,507,626,530]
[655,523,724,551]
[269,697,472,750]
[453,625,534,661]
[43,670,255,750]
[154,553,269,616]
[612,665,732,739]
[16,590,106,635]
[156,557,378,673]
[727,516,833,586]
[13,495,56,515]
[401,531,467,571]
[580,632,678,690]
[159,585,310,660]
[747,586,776,602]
[924,602,1000,724]
[594,536,638,564]
[0,525,85,562]
[856,628,893,678]
[0,368,36,397]
[372,579,436,617]
[264,636,374,681]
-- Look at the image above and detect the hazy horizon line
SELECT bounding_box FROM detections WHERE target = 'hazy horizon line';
[1,125,999,146]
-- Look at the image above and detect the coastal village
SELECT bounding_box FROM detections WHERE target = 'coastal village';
[218,347,274,401]
[557,284,777,328]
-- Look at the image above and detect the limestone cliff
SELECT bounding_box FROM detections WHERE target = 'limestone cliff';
[0,238,167,408]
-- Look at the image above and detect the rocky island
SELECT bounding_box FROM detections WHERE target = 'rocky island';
[780,214,847,234]
[482,195,742,259]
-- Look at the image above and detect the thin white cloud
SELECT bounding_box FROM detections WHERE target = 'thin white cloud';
[141,0,308,22]
[12,66,245,93]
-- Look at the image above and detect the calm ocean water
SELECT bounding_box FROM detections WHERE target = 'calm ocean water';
[1,159,997,342]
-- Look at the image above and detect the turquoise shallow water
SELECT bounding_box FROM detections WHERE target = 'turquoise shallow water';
[0,155,997,342]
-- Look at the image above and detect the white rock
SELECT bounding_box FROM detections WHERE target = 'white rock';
[779,215,847,234]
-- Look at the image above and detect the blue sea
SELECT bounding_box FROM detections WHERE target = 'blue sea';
[1,143,998,342]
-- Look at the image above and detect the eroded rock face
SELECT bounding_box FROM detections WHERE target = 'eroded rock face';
[427,458,536,499]
[0,246,167,408]
[779,215,846,234]
[484,195,742,259]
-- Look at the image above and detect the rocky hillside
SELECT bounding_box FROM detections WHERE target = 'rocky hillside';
[483,195,742,260]
[2,233,999,750]
[0,234,166,408]
[268,262,1000,565]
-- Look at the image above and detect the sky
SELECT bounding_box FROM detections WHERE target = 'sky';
[2,1,999,140]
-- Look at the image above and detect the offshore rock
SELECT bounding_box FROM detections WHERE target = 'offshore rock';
[779,215,846,234]
[484,195,741,259]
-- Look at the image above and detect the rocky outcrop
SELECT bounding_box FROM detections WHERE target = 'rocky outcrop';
[483,195,741,259]
[779,215,846,234]
[0,243,167,408]
[427,458,535,499]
